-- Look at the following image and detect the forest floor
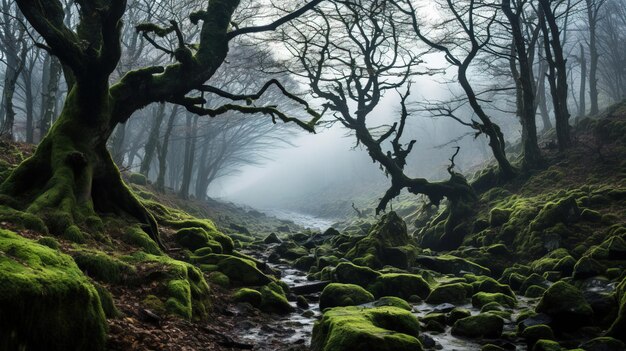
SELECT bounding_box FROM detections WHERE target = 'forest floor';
[1,101,625,351]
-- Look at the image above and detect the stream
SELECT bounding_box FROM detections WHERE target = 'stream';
[260,209,336,232]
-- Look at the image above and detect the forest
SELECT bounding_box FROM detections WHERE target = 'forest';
[0,0,625,350]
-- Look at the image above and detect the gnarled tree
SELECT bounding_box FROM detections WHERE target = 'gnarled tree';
[3,0,322,248]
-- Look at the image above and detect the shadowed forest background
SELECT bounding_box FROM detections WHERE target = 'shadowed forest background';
[0,0,625,350]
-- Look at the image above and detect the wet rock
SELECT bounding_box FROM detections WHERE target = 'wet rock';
[520,273,549,295]
[311,306,423,351]
[517,313,552,332]
[472,276,516,297]
[418,334,437,349]
[263,233,282,244]
[373,296,412,311]
[524,285,547,298]
[520,324,554,347]
[490,208,512,226]
[271,241,308,261]
[423,320,445,333]
[233,288,262,307]
[532,339,563,351]
[584,290,618,328]
[193,254,272,286]
[416,255,491,276]
[293,256,316,271]
[579,337,626,351]
[530,249,576,276]
[536,281,593,331]
[259,282,295,314]
[333,262,381,288]
[426,283,469,305]
[319,283,375,310]
[607,276,626,341]
[368,273,431,300]
[433,303,456,313]
[304,228,340,248]
[451,313,504,338]
[573,256,606,280]
[296,295,309,309]
[471,292,516,308]
[446,307,471,325]
[482,344,506,351]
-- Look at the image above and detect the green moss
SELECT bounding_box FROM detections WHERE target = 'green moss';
[63,224,85,243]
[451,313,504,338]
[128,172,147,185]
[426,283,468,304]
[447,307,471,324]
[415,254,491,276]
[37,236,60,250]
[333,262,381,288]
[536,281,593,331]
[259,282,294,314]
[192,253,272,286]
[0,205,47,233]
[471,292,516,308]
[580,337,625,351]
[0,229,106,350]
[368,273,431,300]
[373,296,412,311]
[123,225,161,254]
[320,283,375,310]
[530,249,575,275]
[233,288,262,307]
[572,256,605,279]
[93,282,119,318]
[143,294,166,314]
[531,339,563,351]
[72,249,134,284]
[521,324,554,346]
[608,276,626,341]
[490,208,512,226]
[311,306,423,351]
[126,252,211,320]
[473,276,515,297]
[207,271,230,287]
[525,285,547,298]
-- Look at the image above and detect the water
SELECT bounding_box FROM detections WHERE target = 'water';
[261,208,336,232]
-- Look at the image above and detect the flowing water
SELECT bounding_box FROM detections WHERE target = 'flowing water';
[260,208,335,232]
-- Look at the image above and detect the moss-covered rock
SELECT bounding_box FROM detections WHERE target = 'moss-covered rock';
[123,225,161,254]
[270,240,308,262]
[472,276,515,297]
[530,197,580,231]
[128,172,147,185]
[572,256,605,279]
[608,276,626,341]
[579,337,626,351]
[525,285,547,298]
[451,313,504,338]
[263,232,282,244]
[0,229,107,350]
[311,306,423,351]
[207,271,230,287]
[521,324,554,347]
[471,292,516,308]
[536,281,593,331]
[72,249,134,284]
[320,283,375,310]
[530,249,576,275]
[447,307,471,325]
[426,283,468,304]
[259,282,294,314]
[333,262,381,288]
[490,208,512,226]
[233,288,262,307]
[373,296,412,311]
[532,339,563,351]
[416,254,490,276]
[191,253,272,286]
[173,226,234,254]
[368,273,431,300]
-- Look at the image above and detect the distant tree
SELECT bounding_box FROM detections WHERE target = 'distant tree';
[4,0,323,248]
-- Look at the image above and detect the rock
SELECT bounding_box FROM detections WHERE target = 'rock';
[319,283,375,310]
[426,283,468,304]
[490,208,512,226]
[229,223,250,235]
[297,295,310,309]
[481,301,504,313]
[0,230,107,350]
[472,292,516,308]
[473,276,516,297]
[573,256,606,280]
[305,228,340,248]
[311,306,423,351]
[373,296,412,311]
[423,320,446,332]
[521,324,554,347]
[530,196,580,231]
[368,273,431,300]
[174,226,234,253]
[293,255,316,271]
[532,339,564,351]
[451,313,504,338]
[333,262,381,288]
[419,334,436,349]
[433,303,456,313]
[482,345,506,351]
[536,281,593,331]
[416,254,491,276]
[530,249,576,275]
[525,285,547,298]
[291,281,330,295]
[520,273,549,294]
[579,337,626,351]
[128,172,147,185]
[193,254,272,286]
[447,307,471,325]
[259,282,294,314]
[263,233,282,244]
[271,241,308,261]
[607,276,626,341]
[518,313,552,332]
[233,288,262,307]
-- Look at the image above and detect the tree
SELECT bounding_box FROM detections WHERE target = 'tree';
[584,0,606,115]
[392,0,517,180]
[282,0,476,249]
[4,0,323,248]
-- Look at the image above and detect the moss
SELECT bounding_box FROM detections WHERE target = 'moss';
[373,296,412,311]
[525,285,546,298]
[530,197,580,231]
[447,307,471,325]
[471,292,516,308]
[572,256,605,279]
[72,249,134,284]
[451,313,504,338]
[521,324,554,346]
[580,337,625,351]
[426,283,468,304]
[63,224,85,243]
[233,288,262,307]
[473,276,515,297]
[0,229,106,350]
[143,294,166,314]
[536,281,593,331]
[174,227,212,251]
[368,273,431,300]
[608,276,626,341]
[531,340,563,351]
[320,283,375,310]
[580,209,602,222]
[191,253,272,286]
[125,252,210,320]
[333,262,381,288]
[490,208,512,226]
[259,282,294,314]
[0,205,47,233]
[481,301,503,313]
[93,282,119,318]
[207,271,230,287]
[37,236,60,249]
[128,172,147,185]
[530,249,575,275]
[311,306,422,351]
[263,232,282,244]
[123,225,161,254]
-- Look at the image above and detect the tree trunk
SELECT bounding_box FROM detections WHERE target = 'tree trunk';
[586,0,600,115]
[140,103,166,177]
[39,55,62,141]
[0,81,163,248]
[537,60,553,131]
[156,106,177,192]
[111,122,126,167]
[578,44,587,117]
[0,53,22,139]
[178,115,198,199]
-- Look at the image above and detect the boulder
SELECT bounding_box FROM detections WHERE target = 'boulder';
[319,283,375,310]
[416,255,491,276]
[536,281,593,331]
[426,283,469,305]
[333,262,381,288]
[368,273,431,300]
[451,313,504,338]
